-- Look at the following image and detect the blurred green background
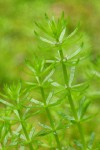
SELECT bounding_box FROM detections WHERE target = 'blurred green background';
[0,0,100,85]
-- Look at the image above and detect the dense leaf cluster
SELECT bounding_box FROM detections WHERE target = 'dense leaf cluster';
[0,13,99,150]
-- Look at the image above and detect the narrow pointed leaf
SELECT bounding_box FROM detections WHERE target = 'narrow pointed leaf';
[41,62,56,76]
[40,37,55,45]
[26,61,36,74]
[92,70,100,78]
[13,110,20,120]
[24,110,40,120]
[68,43,83,60]
[0,98,14,107]
[80,114,97,122]
[43,69,55,83]
[71,82,89,92]
[48,97,64,107]
[69,66,76,86]
[59,27,66,42]
[38,122,52,130]
[63,23,80,42]
[29,127,35,139]
[46,92,53,105]
[78,96,86,119]
[36,130,52,137]
[31,98,44,106]
[88,132,95,149]
[80,100,91,118]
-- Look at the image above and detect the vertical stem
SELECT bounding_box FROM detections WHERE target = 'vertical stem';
[59,50,77,120]
[59,48,86,150]
[39,77,62,150]
[18,110,34,150]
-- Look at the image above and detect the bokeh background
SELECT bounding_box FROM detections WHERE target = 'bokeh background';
[0,0,100,84]
[0,0,100,147]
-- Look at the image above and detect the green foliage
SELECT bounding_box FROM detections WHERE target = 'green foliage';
[0,13,99,150]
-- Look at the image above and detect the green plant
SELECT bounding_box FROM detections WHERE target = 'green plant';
[0,13,98,150]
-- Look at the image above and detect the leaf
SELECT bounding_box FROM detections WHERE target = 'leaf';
[15,125,22,133]
[0,98,14,108]
[63,23,80,43]
[46,92,54,105]
[48,97,64,107]
[0,116,16,121]
[20,134,26,141]
[40,60,45,72]
[50,16,57,33]
[3,132,10,146]
[2,82,21,102]
[0,92,8,99]
[43,69,55,83]
[49,80,61,87]
[69,66,76,86]
[25,82,37,88]
[64,58,79,66]
[56,122,70,131]
[46,59,55,63]
[59,27,66,42]
[36,130,52,137]
[31,98,44,107]
[54,88,66,95]
[68,43,83,60]
[80,114,97,123]
[40,36,55,45]
[25,60,36,74]
[92,70,100,78]
[41,62,56,76]
[71,82,89,92]
[35,21,48,34]
[88,132,95,150]
[25,111,40,120]
[38,122,52,130]
[78,96,86,119]
[80,100,91,118]
[35,20,53,38]
[29,127,35,139]
[59,112,74,123]
[78,96,91,120]
[23,105,40,120]
[34,30,39,36]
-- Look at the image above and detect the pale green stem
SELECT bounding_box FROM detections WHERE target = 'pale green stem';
[38,77,62,150]
[58,48,86,150]
[18,110,34,150]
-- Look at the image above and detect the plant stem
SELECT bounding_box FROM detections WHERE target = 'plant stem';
[39,78,62,150]
[18,110,34,150]
[58,48,86,150]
